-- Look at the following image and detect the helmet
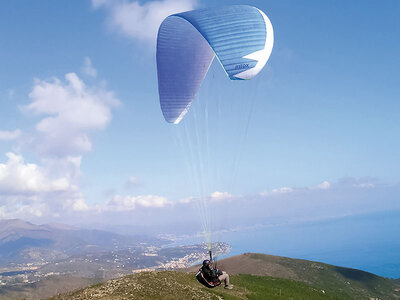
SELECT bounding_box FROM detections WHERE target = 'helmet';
[203,260,210,267]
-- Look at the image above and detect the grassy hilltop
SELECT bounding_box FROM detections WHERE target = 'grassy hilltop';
[49,253,400,300]
[49,271,336,300]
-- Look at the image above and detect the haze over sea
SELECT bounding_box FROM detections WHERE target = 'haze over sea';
[169,210,400,279]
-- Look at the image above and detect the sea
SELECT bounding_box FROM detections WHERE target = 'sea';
[171,210,400,279]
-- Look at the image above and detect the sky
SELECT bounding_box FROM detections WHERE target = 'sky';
[0,0,399,276]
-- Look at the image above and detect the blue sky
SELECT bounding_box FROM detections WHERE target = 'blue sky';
[0,0,399,276]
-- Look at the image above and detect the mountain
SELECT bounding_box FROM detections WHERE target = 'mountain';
[0,219,162,266]
[49,253,400,300]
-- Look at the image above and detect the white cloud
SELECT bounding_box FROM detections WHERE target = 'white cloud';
[0,129,21,141]
[0,152,90,219]
[210,191,235,202]
[92,0,196,44]
[71,198,90,211]
[106,194,170,211]
[0,152,73,194]
[315,181,330,190]
[0,67,119,220]
[22,72,119,156]
[1,176,396,230]
[81,57,98,78]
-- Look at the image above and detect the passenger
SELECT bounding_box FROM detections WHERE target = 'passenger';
[201,259,233,289]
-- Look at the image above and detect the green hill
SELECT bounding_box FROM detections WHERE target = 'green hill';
[186,253,400,299]
[48,253,400,300]
[49,271,337,300]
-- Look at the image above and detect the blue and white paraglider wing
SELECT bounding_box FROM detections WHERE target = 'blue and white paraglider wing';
[156,5,274,124]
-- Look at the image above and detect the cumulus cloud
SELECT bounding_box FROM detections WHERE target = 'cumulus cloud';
[105,194,170,211]
[77,177,400,237]
[92,0,196,44]
[0,129,21,141]
[315,181,331,190]
[0,152,89,219]
[3,176,396,231]
[71,198,90,211]
[0,152,73,194]
[0,65,120,220]
[210,191,235,202]
[22,72,119,156]
[81,57,98,78]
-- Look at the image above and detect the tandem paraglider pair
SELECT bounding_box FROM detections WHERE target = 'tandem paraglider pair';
[196,251,233,289]
[156,4,274,289]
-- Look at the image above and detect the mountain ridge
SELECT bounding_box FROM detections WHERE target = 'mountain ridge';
[0,219,164,266]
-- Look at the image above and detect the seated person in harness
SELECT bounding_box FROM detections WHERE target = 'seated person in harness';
[199,259,233,289]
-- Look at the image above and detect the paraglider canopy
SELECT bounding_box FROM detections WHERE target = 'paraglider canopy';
[156,5,274,124]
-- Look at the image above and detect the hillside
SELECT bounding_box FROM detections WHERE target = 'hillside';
[186,253,400,298]
[49,271,338,300]
[49,253,400,300]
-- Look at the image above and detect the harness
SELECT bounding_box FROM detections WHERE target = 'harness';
[195,250,221,288]
[195,269,221,288]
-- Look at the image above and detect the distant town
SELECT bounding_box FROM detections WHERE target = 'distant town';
[0,241,230,287]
